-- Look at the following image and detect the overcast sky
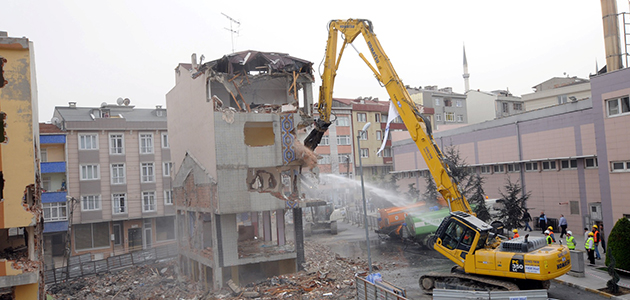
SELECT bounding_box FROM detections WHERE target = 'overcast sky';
[3,0,626,122]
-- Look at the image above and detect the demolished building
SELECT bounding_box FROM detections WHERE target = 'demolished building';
[166,50,322,290]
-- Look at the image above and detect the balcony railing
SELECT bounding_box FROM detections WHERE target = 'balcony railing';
[42,191,67,203]
[41,161,66,173]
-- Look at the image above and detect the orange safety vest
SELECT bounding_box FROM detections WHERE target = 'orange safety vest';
[514,233,520,238]
[593,230,599,243]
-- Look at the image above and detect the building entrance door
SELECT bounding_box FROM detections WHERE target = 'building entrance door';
[143,219,152,249]
[128,228,142,252]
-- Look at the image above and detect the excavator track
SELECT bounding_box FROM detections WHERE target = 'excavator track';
[419,271,520,294]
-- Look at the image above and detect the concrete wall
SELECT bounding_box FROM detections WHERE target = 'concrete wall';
[522,82,591,111]
[466,91,496,125]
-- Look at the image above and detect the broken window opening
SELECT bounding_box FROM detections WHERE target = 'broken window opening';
[237,211,294,260]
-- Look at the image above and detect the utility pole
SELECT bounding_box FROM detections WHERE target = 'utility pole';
[63,196,77,280]
[221,13,240,53]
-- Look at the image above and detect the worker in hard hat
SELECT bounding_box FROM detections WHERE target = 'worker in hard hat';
[585,232,595,265]
[547,226,556,243]
[565,231,575,250]
[592,225,601,260]
[545,230,553,245]
[512,229,519,239]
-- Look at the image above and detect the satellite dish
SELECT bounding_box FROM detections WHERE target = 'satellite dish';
[101,102,108,108]
[117,97,124,105]
[52,117,60,126]
[123,98,130,106]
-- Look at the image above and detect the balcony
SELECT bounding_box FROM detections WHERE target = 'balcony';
[41,161,66,173]
[42,191,67,204]
[43,221,68,233]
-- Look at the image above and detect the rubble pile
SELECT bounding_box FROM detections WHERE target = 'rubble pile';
[47,262,208,300]
[47,242,387,299]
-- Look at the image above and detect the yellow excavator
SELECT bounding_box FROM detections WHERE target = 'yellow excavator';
[305,19,572,293]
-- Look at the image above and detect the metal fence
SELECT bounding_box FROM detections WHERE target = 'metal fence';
[345,210,380,230]
[44,243,178,285]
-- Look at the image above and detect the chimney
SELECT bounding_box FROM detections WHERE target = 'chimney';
[156,105,162,109]
[600,0,623,71]
[69,102,77,108]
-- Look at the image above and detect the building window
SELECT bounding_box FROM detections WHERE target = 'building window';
[113,224,122,245]
[112,193,127,214]
[111,164,125,184]
[374,113,381,123]
[502,102,509,113]
[434,98,441,106]
[382,148,392,157]
[335,116,350,126]
[141,162,155,182]
[513,103,523,111]
[79,134,98,150]
[163,162,173,177]
[456,115,463,122]
[561,159,577,170]
[338,154,351,164]
[320,135,329,146]
[357,113,367,122]
[337,135,351,145]
[139,133,154,154]
[317,155,331,165]
[360,148,369,158]
[41,148,48,162]
[570,201,580,215]
[156,216,176,241]
[376,130,382,140]
[585,157,598,168]
[161,132,169,148]
[164,190,173,205]
[109,133,124,154]
[480,165,492,174]
[557,95,568,104]
[393,116,403,123]
[456,100,463,107]
[42,176,51,191]
[524,162,539,172]
[444,99,452,107]
[80,164,99,180]
[542,160,557,171]
[74,222,110,250]
[493,165,505,173]
[81,195,101,211]
[445,112,455,122]
[43,202,67,222]
[358,130,368,140]
[611,161,630,172]
[142,191,156,212]
[435,114,442,121]
[606,96,630,117]
[507,163,521,173]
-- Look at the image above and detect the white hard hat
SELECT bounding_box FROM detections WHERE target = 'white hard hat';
[567,231,572,236]
[544,230,550,234]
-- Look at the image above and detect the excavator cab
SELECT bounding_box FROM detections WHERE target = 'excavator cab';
[432,211,494,267]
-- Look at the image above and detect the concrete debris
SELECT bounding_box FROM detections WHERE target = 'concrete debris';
[293,140,318,170]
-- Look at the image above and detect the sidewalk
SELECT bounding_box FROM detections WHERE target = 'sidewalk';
[521,227,630,299]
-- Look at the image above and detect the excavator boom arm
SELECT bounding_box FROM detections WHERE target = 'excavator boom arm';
[308,19,473,215]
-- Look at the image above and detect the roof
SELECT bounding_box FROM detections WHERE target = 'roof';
[201,50,313,75]
[55,105,167,123]
[39,123,64,134]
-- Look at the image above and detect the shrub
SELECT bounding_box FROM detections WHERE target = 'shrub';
[605,217,630,271]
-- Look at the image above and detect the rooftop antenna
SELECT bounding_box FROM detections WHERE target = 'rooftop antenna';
[222,13,240,53]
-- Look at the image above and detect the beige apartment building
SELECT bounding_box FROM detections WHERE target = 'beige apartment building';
[522,77,591,111]
[51,102,175,260]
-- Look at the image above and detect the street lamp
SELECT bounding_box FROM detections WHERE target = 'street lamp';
[357,122,373,273]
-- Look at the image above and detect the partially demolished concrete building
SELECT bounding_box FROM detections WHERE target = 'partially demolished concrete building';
[166,51,320,289]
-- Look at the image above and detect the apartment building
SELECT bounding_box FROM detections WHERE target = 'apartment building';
[466,90,524,124]
[407,86,467,130]
[39,123,69,267]
[167,51,318,290]
[0,31,43,299]
[51,102,175,260]
[522,77,591,111]
[392,67,630,238]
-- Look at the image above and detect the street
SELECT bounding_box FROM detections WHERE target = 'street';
[308,220,610,300]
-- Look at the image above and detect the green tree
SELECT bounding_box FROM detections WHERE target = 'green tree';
[468,173,491,222]
[605,217,630,271]
[497,177,530,231]
[422,175,440,207]
[406,183,420,203]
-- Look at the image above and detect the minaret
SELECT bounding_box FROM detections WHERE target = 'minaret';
[463,44,470,92]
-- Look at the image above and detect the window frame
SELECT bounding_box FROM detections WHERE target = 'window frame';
[542,160,557,171]
[493,164,505,173]
[112,193,127,214]
[109,133,124,155]
[43,202,68,222]
[110,163,126,184]
[80,164,100,181]
[141,162,155,183]
[606,96,630,117]
[435,114,442,121]
[480,165,492,174]
[524,162,539,172]
[382,147,392,158]
[335,116,350,126]
[164,190,173,205]
[142,191,157,212]
[585,157,598,168]
[445,112,455,122]
[456,115,463,122]
[561,159,578,170]
[40,148,48,162]
[456,100,463,107]
[163,162,173,177]
[358,130,368,140]
[374,113,381,123]
[376,130,382,141]
[513,103,523,111]
[161,132,169,149]
[81,194,101,211]
[74,222,110,251]
[336,135,351,145]
[79,133,99,150]
[320,135,330,146]
[357,113,367,122]
[434,98,441,106]
[139,133,154,154]
[360,148,369,158]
